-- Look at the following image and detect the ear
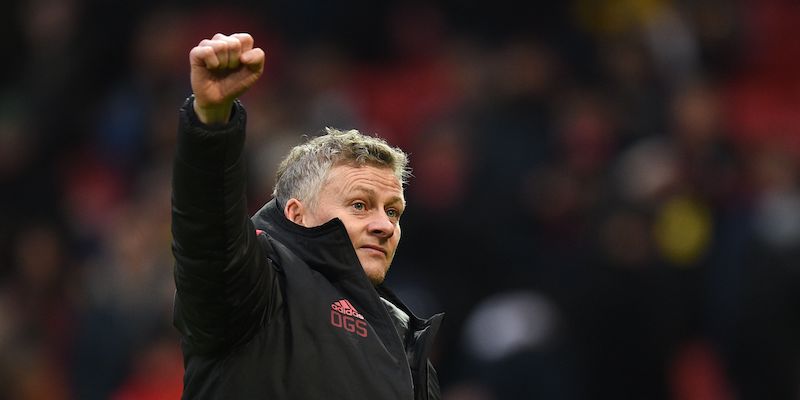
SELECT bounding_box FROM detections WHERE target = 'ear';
[284,198,307,226]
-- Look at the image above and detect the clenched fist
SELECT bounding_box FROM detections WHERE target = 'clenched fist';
[189,33,265,124]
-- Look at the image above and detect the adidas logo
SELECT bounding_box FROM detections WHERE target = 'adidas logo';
[330,299,368,337]
[331,299,364,320]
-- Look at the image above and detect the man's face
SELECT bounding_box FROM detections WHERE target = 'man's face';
[303,164,405,285]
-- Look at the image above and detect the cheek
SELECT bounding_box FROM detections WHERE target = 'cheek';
[392,225,402,246]
[342,216,367,240]
[307,204,335,227]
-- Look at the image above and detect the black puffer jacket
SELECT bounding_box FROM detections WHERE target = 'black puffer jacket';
[172,97,443,399]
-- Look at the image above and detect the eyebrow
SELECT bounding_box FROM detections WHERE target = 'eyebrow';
[350,186,406,207]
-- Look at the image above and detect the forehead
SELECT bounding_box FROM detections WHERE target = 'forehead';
[322,164,404,200]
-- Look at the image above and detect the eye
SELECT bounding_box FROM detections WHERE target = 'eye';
[386,208,401,219]
[352,201,366,211]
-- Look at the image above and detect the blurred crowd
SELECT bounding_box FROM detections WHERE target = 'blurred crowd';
[2,0,800,399]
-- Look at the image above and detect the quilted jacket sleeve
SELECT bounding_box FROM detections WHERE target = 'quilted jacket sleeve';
[171,96,275,355]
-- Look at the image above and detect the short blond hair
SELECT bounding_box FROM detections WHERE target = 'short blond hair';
[272,128,410,207]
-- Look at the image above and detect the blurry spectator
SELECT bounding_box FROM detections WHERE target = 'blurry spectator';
[452,290,583,400]
[0,223,74,399]
[71,169,174,399]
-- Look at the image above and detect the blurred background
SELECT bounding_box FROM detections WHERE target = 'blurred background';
[2,0,800,398]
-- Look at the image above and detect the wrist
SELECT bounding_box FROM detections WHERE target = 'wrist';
[193,97,234,125]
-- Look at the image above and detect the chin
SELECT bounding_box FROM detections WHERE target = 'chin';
[361,262,389,285]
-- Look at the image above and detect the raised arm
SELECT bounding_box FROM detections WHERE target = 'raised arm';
[172,33,272,354]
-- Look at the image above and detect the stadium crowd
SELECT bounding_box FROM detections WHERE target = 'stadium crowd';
[1,0,800,398]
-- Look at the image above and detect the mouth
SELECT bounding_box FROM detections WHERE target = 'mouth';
[360,244,387,256]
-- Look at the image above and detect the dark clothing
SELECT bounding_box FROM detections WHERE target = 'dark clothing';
[172,97,443,399]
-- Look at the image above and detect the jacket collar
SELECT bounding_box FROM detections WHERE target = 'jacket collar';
[251,199,440,324]
[251,198,366,282]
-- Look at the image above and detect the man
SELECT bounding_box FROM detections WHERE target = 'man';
[172,33,443,399]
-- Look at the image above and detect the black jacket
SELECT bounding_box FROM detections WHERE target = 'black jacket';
[172,97,443,399]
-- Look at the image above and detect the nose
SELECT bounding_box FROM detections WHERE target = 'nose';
[368,212,395,238]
